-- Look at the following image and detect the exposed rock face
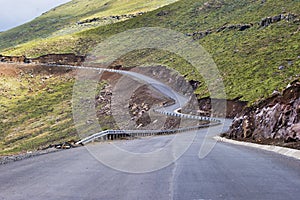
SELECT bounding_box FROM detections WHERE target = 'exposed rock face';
[95,85,112,116]
[225,80,300,143]
[189,80,200,90]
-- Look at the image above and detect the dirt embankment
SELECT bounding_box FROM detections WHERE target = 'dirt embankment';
[132,65,246,118]
[0,53,85,66]
[0,62,75,77]
[197,97,247,118]
[128,84,178,129]
[96,67,184,130]
[223,80,300,149]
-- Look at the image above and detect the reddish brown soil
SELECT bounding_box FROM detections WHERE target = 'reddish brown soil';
[0,63,76,77]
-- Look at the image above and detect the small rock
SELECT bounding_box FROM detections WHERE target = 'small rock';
[278,65,285,70]
[157,10,169,16]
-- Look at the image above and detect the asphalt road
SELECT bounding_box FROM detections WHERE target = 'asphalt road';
[1,121,300,200]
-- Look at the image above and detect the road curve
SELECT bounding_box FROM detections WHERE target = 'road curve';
[75,67,222,144]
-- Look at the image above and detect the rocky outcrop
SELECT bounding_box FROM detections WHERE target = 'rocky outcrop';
[188,30,213,40]
[188,12,298,41]
[225,80,300,145]
[95,85,112,116]
[77,17,101,24]
[217,24,253,32]
[187,23,253,40]
[260,13,298,28]
[189,80,201,90]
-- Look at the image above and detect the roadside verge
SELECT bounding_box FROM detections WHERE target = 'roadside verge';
[214,136,300,160]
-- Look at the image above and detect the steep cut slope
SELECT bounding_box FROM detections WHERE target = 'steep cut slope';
[0,0,178,51]
[223,80,300,149]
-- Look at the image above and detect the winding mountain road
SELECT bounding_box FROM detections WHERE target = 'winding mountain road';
[1,66,300,200]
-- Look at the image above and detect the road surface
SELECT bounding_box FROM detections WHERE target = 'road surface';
[1,121,300,200]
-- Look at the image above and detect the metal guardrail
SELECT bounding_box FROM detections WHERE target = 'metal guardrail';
[75,104,222,144]
[153,108,220,123]
[76,122,219,145]
[76,120,221,144]
[5,62,221,145]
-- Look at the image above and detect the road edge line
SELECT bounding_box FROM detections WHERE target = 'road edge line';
[214,136,300,160]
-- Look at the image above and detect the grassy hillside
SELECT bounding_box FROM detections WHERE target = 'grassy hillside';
[0,0,300,155]
[3,0,299,102]
[0,64,116,155]
[0,64,76,155]
[0,0,178,51]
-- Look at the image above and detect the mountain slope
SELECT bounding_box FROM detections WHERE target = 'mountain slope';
[0,0,178,51]
[3,0,299,103]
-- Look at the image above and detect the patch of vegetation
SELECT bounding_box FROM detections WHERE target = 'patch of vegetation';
[0,70,75,155]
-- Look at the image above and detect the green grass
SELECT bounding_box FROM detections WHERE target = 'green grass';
[0,0,178,52]
[0,71,76,155]
[0,66,114,155]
